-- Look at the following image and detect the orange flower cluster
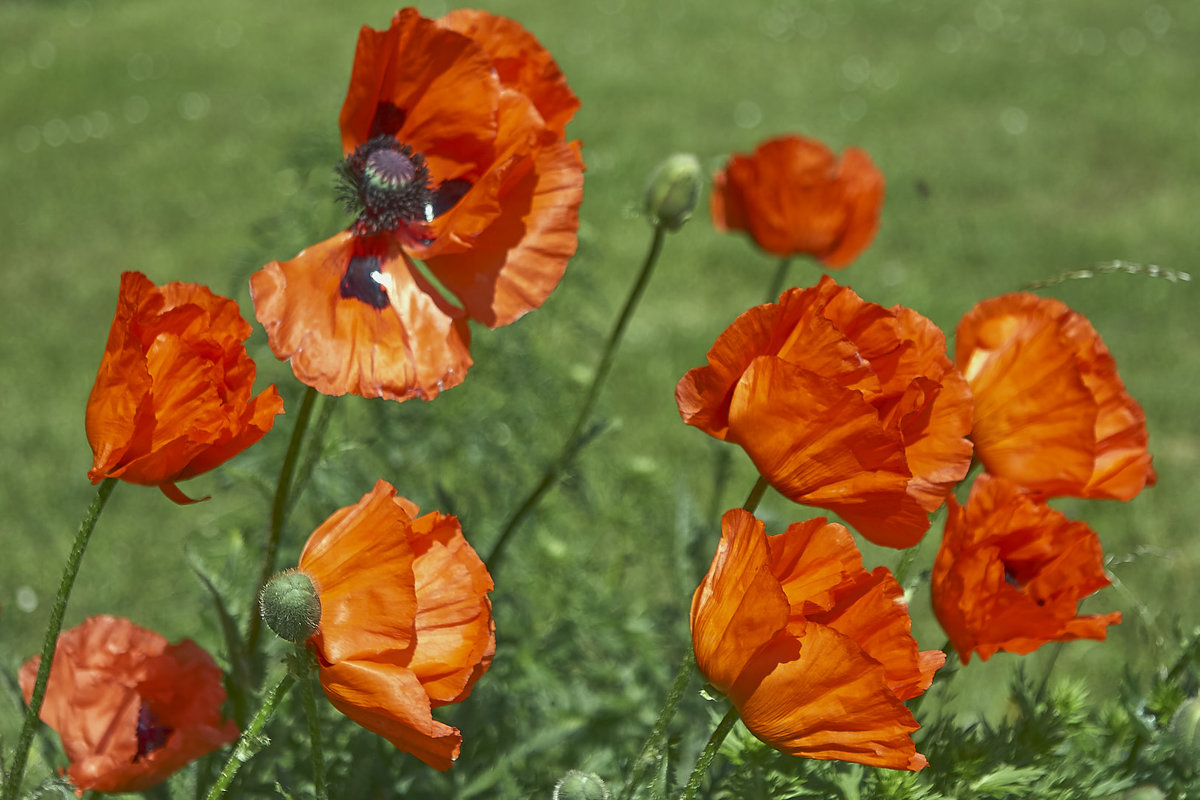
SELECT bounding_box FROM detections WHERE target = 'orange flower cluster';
[929,292,1155,661]
[711,134,884,267]
[692,510,944,770]
[86,271,284,503]
[684,154,1157,765]
[677,275,974,549]
[19,616,238,794]
[252,8,584,402]
[294,480,495,771]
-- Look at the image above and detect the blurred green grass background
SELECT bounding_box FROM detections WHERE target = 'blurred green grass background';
[2,0,1198,794]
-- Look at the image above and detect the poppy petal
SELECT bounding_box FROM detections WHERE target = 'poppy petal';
[318,659,462,771]
[251,231,473,402]
[425,134,584,328]
[340,8,499,170]
[690,509,790,691]
[731,622,928,770]
[300,481,419,665]
[728,356,929,548]
[408,510,496,705]
[437,9,581,137]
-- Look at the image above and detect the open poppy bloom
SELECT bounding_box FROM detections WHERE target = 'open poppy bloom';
[692,509,944,770]
[86,271,284,504]
[931,474,1122,663]
[19,615,239,795]
[295,480,494,770]
[956,292,1155,500]
[251,8,584,401]
[676,276,973,548]
[711,134,884,267]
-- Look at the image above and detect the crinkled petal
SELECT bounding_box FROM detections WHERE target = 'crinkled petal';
[731,622,928,770]
[250,231,472,402]
[318,658,462,771]
[437,9,580,136]
[690,509,789,693]
[300,481,419,665]
[408,510,496,705]
[931,474,1122,663]
[728,356,928,548]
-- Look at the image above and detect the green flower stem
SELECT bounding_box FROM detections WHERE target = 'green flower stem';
[246,384,318,658]
[742,476,769,514]
[203,667,296,800]
[486,224,668,572]
[765,256,793,302]
[295,646,328,800]
[619,649,697,800]
[1,478,117,800]
[678,705,740,800]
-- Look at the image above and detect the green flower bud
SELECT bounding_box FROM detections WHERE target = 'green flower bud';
[552,770,609,800]
[260,569,321,643]
[1170,696,1200,764]
[644,153,702,231]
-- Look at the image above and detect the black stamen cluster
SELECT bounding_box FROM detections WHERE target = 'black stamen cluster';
[335,135,433,236]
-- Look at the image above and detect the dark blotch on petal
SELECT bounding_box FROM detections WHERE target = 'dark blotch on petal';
[369,103,407,139]
[134,705,172,761]
[340,255,390,309]
[430,178,473,218]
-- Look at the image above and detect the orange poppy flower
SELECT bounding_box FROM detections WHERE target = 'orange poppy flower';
[692,509,944,770]
[296,480,494,770]
[251,8,584,401]
[676,276,973,548]
[86,271,284,504]
[711,134,884,267]
[956,292,1155,500]
[19,615,239,795]
[931,473,1122,663]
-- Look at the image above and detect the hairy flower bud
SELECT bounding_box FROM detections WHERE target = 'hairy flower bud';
[552,770,610,800]
[260,570,321,643]
[644,153,702,231]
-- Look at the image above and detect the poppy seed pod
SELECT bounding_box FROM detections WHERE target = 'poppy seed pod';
[260,570,322,643]
[644,153,702,231]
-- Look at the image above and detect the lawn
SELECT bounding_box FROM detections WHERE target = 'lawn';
[2,0,1198,797]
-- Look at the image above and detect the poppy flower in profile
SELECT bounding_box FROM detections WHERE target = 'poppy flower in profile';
[251,8,584,402]
[956,292,1155,500]
[692,509,944,770]
[711,134,884,267]
[291,480,494,770]
[931,473,1122,663]
[676,275,973,548]
[86,271,285,504]
[19,615,239,795]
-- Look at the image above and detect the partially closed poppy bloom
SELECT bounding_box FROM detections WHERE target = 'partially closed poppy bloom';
[711,134,884,267]
[931,474,1122,663]
[251,8,584,401]
[19,615,239,795]
[956,292,1155,500]
[87,271,284,503]
[676,276,973,548]
[692,509,944,770]
[294,480,494,770]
